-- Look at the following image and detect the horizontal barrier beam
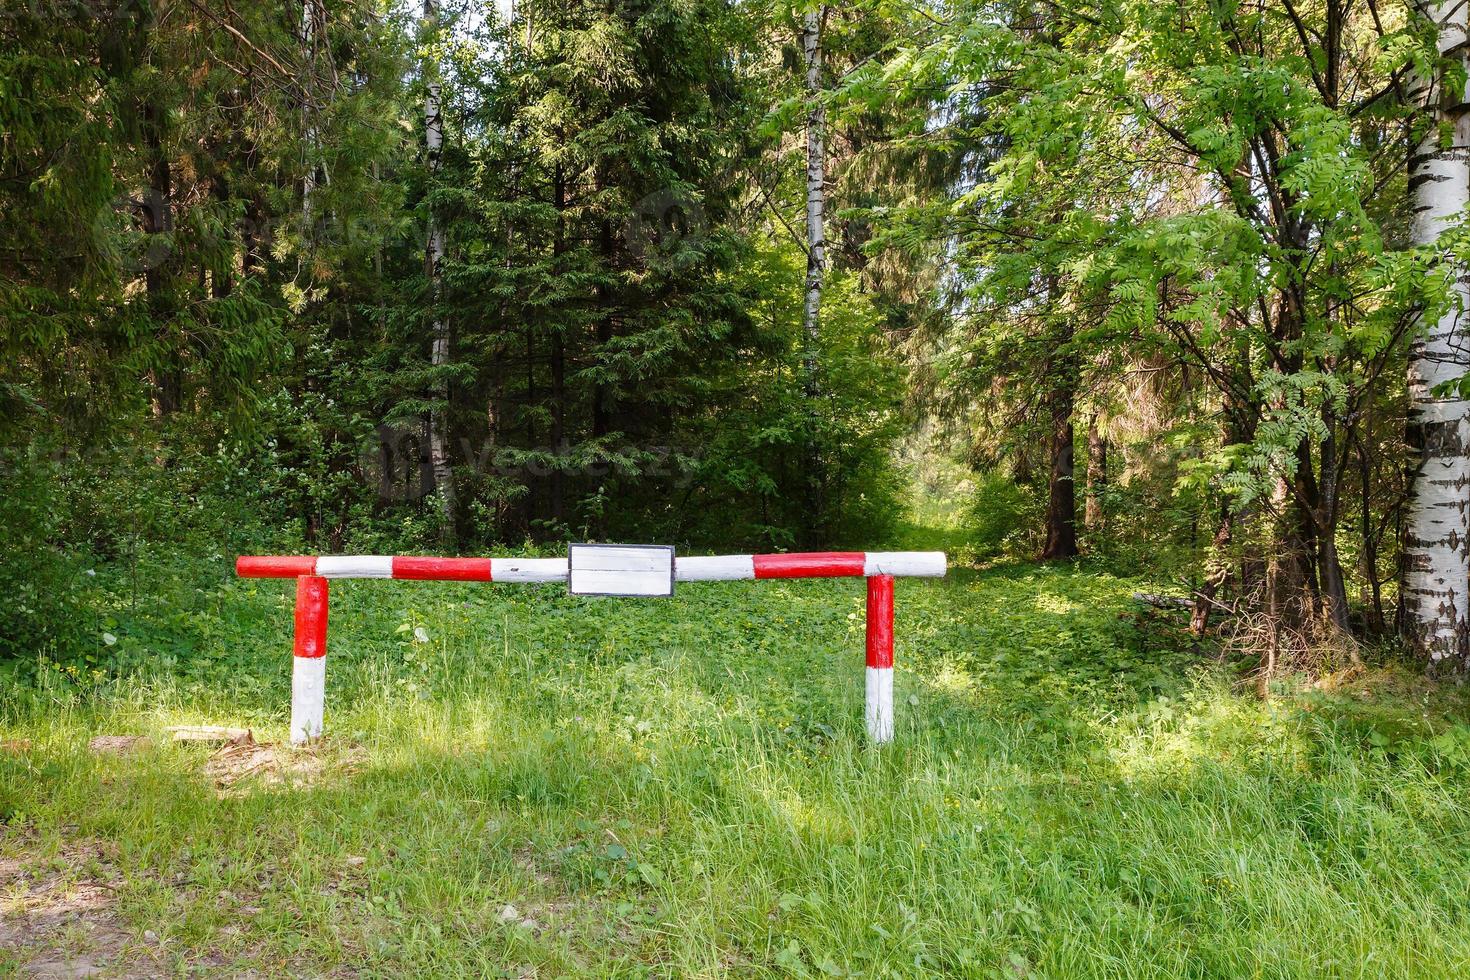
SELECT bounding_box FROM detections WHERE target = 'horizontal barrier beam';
[236,551,946,582]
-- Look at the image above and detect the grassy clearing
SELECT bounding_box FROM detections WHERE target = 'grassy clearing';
[4,562,1470,977]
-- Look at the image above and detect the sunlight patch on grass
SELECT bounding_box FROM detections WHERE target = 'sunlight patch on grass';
[1033,591,1084,616]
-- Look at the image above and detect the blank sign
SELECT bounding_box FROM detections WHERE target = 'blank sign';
[568,544,675,597]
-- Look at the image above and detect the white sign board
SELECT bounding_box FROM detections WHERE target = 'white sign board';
[568,544,675,597]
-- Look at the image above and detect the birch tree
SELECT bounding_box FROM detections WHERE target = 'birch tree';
[799,4,829,537]
[1404,0,1470,669]
[802,5,826,401]
[422,0,456,539]
[299,0,319,231]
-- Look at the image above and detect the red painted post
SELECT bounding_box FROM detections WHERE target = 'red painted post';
[866,574,894,743]
[291,575,329,744]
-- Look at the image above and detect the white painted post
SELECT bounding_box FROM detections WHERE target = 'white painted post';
[291,575,329,744]
[866,574,894,743]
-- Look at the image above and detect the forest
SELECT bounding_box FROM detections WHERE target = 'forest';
[8,0,1470,673]
[5,0,1470,976]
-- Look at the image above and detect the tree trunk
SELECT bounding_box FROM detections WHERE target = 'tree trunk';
[1354,429,1388,634]
[551,335,565,526]
[1084,415,1106,531]
[242,62,266,278]
[1317,424,1351,632]
[423,0,456,542]
[1404,0,1470,670]
[801,7,825,401]
[522,322,537,532]
[593,200,615,439]
[209,161,232,299]
[1041,386,1077,559]
[801,6,827,544]
[1013,444,1033,486]
[299,0,321,237]
[550,163,567,529]
[1264,469,1317,669]
[142,98,179,416]
[1192,509,1233,636]
[1042,289,1077,560]
[1194,391,1259,635]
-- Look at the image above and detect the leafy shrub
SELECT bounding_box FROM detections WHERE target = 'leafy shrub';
[672,253,906,550]
[0,447,91,665]
[962,470,1043,559]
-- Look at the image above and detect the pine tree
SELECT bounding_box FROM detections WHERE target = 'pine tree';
[441,0,765,542]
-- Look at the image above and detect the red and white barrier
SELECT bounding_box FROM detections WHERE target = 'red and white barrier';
[236,550,945,744]
[237,551,946,582]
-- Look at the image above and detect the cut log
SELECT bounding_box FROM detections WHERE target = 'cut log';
[88,735,149,754]
[165,726,254,745]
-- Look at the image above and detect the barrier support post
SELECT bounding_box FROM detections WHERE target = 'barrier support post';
[291,575,329,745]
[865,574,894,744]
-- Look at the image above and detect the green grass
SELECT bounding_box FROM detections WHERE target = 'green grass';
[4,562,1470,977]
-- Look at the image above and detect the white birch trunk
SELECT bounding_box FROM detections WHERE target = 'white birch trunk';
[1405,0,1470,668]
[423,0,456,537]
[300,0,318,230]
[801,7,825,400]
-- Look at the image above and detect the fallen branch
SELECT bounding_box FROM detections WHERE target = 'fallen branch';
[1131,592,1194,610]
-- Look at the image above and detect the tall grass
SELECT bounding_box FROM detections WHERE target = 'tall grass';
[3,565,1469,976]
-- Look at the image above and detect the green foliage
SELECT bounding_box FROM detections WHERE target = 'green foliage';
[961,470,1042,560]
[1,0,913,674]
[858,0,1434,636]
[0,448,92,666]
[0,424,306,681]
[680,242,906,548]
